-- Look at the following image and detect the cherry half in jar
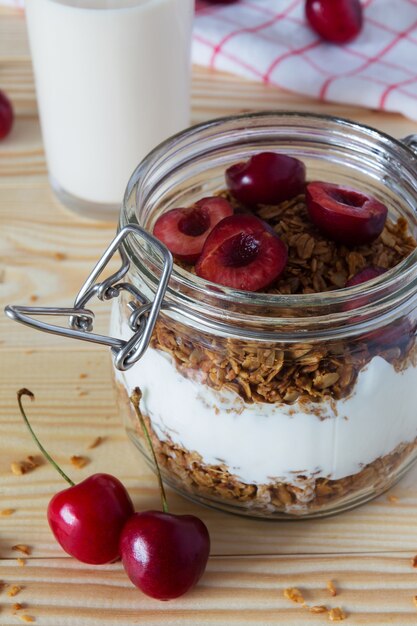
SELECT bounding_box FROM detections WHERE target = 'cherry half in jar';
[153,196,233,263]
[226,152,306,207]
[196,214,288,291]
[306,181,388,245]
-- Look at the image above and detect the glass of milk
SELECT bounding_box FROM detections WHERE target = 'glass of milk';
[25,0,194,220]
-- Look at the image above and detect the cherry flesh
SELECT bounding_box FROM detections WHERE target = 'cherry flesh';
[306,182,388,246]
[48,473,135,564]
[120,511,210,601]
[196,214,288,291]
[153,196,233,263]
[305,0,363,44]
[226,152,306,207]
[17,389,134,565]
[0,90,13,140]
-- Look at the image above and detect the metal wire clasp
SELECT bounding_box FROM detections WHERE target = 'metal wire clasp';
[4,225,173,371]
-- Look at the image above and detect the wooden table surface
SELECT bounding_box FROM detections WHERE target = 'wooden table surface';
[2,7,417,625]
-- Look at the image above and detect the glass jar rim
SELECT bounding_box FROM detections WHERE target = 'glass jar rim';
[121,110,417,337]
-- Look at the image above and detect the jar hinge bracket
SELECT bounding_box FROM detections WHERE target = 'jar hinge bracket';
[4,225,173,371]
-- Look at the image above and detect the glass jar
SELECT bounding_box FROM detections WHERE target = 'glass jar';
[109,112,417,519]
[6,112,417,519]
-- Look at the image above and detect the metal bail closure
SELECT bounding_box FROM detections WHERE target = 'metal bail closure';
[4,225,173,371]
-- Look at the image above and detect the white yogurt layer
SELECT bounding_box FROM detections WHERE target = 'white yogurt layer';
[111,305,417,485]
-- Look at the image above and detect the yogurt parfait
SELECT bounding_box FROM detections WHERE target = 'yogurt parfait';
[110,113,417,518]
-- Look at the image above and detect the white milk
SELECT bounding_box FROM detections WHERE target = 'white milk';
[25,0,193,211]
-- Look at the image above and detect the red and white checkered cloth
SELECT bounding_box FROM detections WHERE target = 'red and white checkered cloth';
[194,0,417,121]
[4,0,417,120]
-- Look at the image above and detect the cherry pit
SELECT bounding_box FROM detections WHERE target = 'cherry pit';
[17,388,210,600]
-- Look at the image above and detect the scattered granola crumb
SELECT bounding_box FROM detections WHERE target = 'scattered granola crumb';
[327,580,337,597]
[412,555,417,568]
[283,587,305,604]
[328,607,346,621]
[13,603,23,611]
[19,616,35,623]
[87,436,103,450]
[79,373,88,379]
[11,462,24,476]
[78,390,88,397]
[310,605,328,613]
[1,508,16,517]
[387,494,399,503]
[7,585,22,597]
[29,294,38,303]
[70,455,88,469]
[53,251,66,261]
[11,456,39,476]
[12,545,31,556]
[413,595,417,609]
[17,558,26,567]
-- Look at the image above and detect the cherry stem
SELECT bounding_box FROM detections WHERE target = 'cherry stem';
[17,388,75,487]
[130,387,169,514]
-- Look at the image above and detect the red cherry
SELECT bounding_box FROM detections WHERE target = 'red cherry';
[48,473,134,565]
[120,511,210,601]
[196,214,287,291]
[225,152,306,207]
[17,390,134,565]
[0,90,14,140]
[346,266,386,288]
[153,196,233,263]
[306,182,388,245]
[344,269,414,348]
[305,0,363,44]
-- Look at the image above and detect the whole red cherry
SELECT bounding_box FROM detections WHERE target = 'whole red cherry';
[120,511,210,601]
[226,152,306,207]
[0,90,14,140]
[121,389,211,601]
[305,0,363,44]
[48,473,135,565]
[17,389,134,565]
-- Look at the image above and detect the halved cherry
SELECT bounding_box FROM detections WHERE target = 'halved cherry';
[345,267,414,348]
[225,152,306,207]
[195,214,287,291]
[346,266,386,288]
[153,196,233,263]
[306,182,388,245]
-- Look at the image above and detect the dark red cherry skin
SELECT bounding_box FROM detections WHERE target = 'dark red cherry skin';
[226,152,306,207]
[47,473,134,565]
[344,267,415,347]
[306,182,388,246]
[196,214,288,291]
[153,196,233,263]
[120,511,210,601]
[346,266,386,288]
[0,90,14,140]
[305,0,363,44]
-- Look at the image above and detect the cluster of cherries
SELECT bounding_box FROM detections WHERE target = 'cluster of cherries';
[153,150,388,293]
[17,388,210,601]
[206,0,363,45]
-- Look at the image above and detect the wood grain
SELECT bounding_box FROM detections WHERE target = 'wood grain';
[1,554,417,625]
[2,7,417,625]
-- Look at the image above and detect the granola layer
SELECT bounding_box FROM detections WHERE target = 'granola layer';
[117,381,417,516]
